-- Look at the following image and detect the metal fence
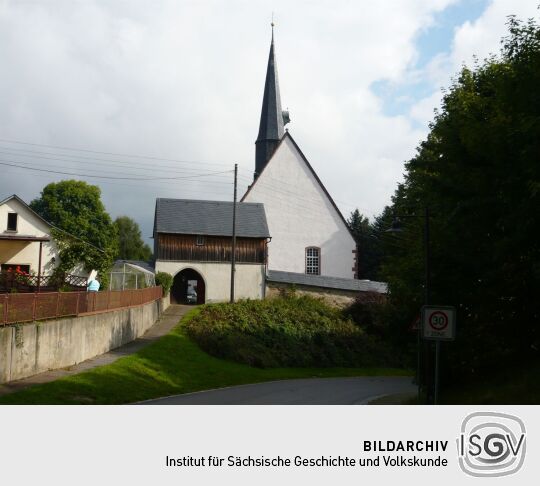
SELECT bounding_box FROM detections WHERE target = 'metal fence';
[0,286,163,326]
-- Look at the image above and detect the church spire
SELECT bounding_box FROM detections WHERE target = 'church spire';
[255,23,285,179]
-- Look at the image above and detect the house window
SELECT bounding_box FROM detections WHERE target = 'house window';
[305,247,320,275]
[7,213,18,232]
[196,235,205,246]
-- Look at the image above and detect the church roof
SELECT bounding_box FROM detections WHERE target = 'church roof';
[256,28,284,144]
[153,198,270,238]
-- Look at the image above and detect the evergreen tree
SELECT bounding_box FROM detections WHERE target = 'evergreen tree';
[114,216,152,261]
[380,15,540,379]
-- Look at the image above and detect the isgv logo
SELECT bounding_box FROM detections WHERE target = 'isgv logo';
[457,412,526,477]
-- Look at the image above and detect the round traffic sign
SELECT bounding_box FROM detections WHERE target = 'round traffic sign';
[429,311,448,331]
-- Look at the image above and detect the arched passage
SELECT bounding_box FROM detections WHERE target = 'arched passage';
[171,268,206,305]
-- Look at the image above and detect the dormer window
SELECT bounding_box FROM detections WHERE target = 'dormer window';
[7,213,18,232]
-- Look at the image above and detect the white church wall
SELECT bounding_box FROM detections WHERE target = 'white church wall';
[243,136,356,279]
[155,260,266,302]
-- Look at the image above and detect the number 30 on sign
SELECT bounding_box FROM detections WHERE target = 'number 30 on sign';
[421,305,456,341]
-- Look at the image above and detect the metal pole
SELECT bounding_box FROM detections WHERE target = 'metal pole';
[420,206,431,404]
[424,206,434,404]
[424,206,431,304]
[230,164,238,303]
[434,340,440,405]
[37,241,43,292]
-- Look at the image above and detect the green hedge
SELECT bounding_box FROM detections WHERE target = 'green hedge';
[184,296,399,368]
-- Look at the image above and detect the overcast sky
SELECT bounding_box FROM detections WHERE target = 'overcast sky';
[0,0,538,244]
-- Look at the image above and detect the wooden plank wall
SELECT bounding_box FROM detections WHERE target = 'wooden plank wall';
[157,234,266,263]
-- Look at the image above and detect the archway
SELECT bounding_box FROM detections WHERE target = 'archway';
[171,268,206,305]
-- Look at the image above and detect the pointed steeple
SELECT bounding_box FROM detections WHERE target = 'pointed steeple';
[255,24,284,179]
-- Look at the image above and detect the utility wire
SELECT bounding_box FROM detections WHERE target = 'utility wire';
[0,138,230,167]
[0,146,233,175]
[0,154,235,183]
[0,158,232,181]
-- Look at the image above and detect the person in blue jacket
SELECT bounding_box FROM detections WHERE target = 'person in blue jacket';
[87,278,100,292]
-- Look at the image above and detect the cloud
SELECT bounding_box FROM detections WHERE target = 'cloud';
[0,0,536,245]
[410,0,539,128]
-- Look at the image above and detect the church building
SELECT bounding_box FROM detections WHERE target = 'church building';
[242,28,357,280]
[152,27,386,305]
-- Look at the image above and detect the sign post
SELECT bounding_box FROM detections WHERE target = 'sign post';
[422,305,456,404]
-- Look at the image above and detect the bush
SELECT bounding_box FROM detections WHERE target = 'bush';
[184,296,401,368]
[342,292,388,337]
[155,272,173,296]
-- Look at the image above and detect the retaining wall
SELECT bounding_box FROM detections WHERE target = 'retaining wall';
[0,297,169,384]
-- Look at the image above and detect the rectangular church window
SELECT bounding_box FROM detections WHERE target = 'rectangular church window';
[196,235,205,246]
[305,247,320,275]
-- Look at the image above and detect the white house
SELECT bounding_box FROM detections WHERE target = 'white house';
[0,194,59,279]
[242,29,357,280]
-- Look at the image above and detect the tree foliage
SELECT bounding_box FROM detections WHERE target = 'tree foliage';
[114,216,152,261]
[347,209,388,280]
[30,180,118,284]
[155,271,173,296]
[380,16,540,379]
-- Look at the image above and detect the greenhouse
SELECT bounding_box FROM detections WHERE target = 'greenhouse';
[109,260,155,290]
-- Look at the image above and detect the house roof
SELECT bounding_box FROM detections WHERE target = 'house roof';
[242,132,356,241]
[267,270,388,294]
[0,235,50,242]
[154,198,270,238]
[0,194,105,254]
[0,194,53,230]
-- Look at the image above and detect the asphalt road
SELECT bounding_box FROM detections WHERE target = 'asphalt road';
[141,377,415,405]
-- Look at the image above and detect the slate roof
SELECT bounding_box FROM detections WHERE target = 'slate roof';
[267,270,388,294]
[154,198,270,238]
[256,28,284,144]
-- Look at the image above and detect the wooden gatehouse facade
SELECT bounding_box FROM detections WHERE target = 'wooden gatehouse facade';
[155,234,267,264]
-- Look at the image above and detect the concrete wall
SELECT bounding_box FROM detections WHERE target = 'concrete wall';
[243,135,356,279]
[155,261,265,302]
[0,197,59,274]
[0,297,167,384]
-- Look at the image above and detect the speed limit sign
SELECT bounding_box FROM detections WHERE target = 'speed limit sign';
[422,305,456,341]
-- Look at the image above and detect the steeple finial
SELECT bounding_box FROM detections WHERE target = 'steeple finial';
[254,23,284,179]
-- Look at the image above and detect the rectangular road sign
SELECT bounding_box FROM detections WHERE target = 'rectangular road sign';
[422,305,456,341]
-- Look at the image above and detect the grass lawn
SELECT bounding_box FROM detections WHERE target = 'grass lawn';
[0,308,410,405]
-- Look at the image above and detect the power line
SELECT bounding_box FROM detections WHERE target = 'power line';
[0,165,238,197]
[0,137,232,168]
[0,146,233,175]
[0,158,232,181]
[0,153,235,182]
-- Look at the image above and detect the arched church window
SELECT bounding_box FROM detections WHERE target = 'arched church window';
[305,247,320,275]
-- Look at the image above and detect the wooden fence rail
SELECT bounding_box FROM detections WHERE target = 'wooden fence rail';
[0,286,163,325]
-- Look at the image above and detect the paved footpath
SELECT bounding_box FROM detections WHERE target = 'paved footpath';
[0,305,190,397]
